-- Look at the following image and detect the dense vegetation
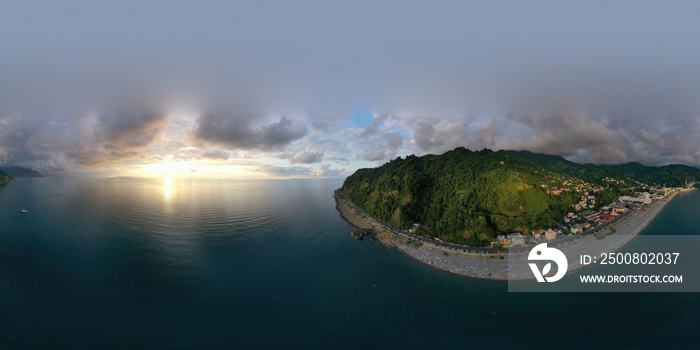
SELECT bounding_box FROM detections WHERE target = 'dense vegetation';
[0,170,14,185]
[606,163,700,187]
[342,148,700,246]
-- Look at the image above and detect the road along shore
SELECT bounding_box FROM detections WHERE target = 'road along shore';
[335,189,685,280]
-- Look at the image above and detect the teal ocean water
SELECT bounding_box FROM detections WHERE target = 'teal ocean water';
[1,177,699,349]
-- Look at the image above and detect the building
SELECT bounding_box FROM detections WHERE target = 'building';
[581,210,600,221]
[600,213,615,222]
[532,230,541,240]
[570,225,583,234]
[611,206,628,215]
[544,229,557,241]
[508,233,524,246]
[589,211,601,221]
[491,235,510,248]
[650,188,666,196]
[619,193,651,205]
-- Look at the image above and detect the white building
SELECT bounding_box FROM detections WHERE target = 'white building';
[619,193,651,205]
[508,233,525,246]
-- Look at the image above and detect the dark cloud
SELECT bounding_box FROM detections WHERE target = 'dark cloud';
[360,114,390,138]
[358,115,405,163]
[362,148,386,162]
[385,131,403,150]
[411,118,486,154]
[70,112,167,167]
[99,112,167,158]
[307,114,347,132]
[360,131,404,161]
[289,151,324,164]
[103,113,163,145]
[412,119,441,152]
[275,150,324,164]
[194,115,307,151]
[407,113,700,167]
[202,149,231,160]
[0,146,8,162]
[0,111,167,170]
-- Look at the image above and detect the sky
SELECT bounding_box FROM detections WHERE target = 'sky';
[2,0,700,178]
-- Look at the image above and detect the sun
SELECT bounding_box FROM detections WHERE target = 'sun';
[140,161,185,176]
[135,159,257,178]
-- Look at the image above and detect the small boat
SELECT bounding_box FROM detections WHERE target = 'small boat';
[19,209,29,213]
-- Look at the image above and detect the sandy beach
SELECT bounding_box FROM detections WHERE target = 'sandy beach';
[336,189,687,280]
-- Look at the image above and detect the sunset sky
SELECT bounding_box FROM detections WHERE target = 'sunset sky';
[2,1,700,177]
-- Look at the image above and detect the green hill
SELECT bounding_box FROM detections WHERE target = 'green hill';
[341,148,700,246]
[0,170,14,185]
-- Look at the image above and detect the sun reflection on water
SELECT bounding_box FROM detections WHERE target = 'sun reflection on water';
[163,176,175,202]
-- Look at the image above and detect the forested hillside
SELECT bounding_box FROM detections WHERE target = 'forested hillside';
[606,163,700,187]
[341,148,700,246]
[0,170,14,185]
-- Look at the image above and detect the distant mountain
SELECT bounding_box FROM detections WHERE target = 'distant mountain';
[605,162,700,187]
[341,148,700,246]
[514,151,700,187]
[0,166,43,177]
[0,170,14,185]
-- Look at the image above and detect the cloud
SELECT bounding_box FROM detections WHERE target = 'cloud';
[99,112,167,157]
[69,112,167,167]
[362,148,386,162]
[360,114,390,138]
[255,163,344,177]
[202,149,231,160]
[4,1,700,173]
[194,115,307,151]
[313,164,344,176]
[411,118,490,155]
[404,112,700,167]
[358,115,405,163]
[0,146,8,163]
[307,114,347,132]
[0,111,168,169]
[385,131,404,149]
[288,151,324,164]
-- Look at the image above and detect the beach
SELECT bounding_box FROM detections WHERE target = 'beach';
[336,189,687,280]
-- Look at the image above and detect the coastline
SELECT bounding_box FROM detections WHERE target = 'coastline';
[335,188,688,280]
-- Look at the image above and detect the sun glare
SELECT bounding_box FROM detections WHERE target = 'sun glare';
[136,160,257,179]
[163,176,175,201]
[140,161,185,176]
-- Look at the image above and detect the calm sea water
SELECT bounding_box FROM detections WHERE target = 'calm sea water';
[0,177,699,349]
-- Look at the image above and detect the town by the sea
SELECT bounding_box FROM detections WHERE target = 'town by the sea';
[1,177,699,349]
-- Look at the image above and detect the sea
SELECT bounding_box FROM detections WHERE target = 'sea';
[1,177,699,349]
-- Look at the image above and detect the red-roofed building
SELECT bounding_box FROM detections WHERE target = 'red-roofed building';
[600,213,615,222]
